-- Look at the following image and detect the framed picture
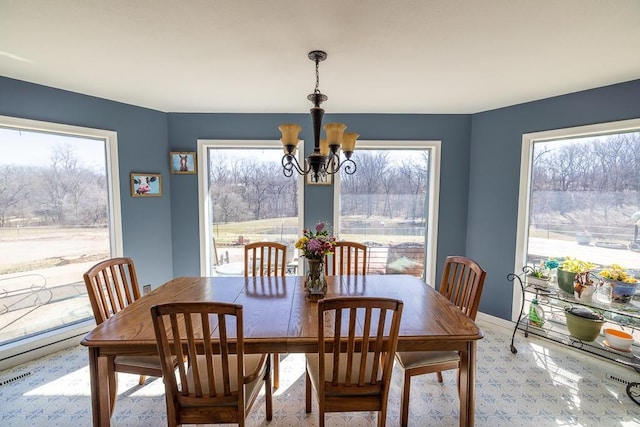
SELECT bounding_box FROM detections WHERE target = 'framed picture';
[306,170,332,185]
[131,173,162,197]
[170,151,197,174]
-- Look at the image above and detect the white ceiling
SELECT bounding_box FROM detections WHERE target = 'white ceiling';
[2,0,639,114]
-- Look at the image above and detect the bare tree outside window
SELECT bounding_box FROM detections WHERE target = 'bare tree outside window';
[206,147,299,275]
[339,148,434,279]
[0,126,112,347]
[525,130,640,275]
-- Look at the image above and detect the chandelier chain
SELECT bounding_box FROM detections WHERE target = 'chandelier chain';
[314,58,321,95]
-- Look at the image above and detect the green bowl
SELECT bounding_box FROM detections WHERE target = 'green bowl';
[564,307,605,342]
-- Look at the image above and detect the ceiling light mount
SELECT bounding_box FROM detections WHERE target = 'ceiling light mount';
[308,50,327,62]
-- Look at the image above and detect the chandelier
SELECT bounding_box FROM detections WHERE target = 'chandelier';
[279,50,358,183]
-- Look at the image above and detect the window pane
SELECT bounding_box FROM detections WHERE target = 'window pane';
[526,130,640,283]
[207,147,299,275]
[338,149,431,278]
[0,127,111,346]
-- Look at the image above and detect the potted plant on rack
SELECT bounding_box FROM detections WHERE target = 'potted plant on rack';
[599,264,639,305]
[526,259,558,288]
[557,257,596,295]
[573,271,599,303]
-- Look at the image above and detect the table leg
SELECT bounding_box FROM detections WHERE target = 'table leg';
[88,347,112,426]
[458,341,476,427]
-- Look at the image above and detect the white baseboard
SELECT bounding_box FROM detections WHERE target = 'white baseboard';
[476,311,514,330]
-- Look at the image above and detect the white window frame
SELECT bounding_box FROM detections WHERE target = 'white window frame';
[332,140,441,286]
[0,115,122,369]
[513,118,640,321]
[197,139,305,276]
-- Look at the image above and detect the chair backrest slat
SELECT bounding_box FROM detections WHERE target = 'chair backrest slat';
[217,312,231,396]
[244,242,287,277]
[325,241,368,275]
[358,307,372,386]
[440,255,487,320]
[168,313,188,394]
[83,257,141,325]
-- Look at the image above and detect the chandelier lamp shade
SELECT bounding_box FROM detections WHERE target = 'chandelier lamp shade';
[279,50,358,183]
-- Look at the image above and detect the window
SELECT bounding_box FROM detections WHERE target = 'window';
[515,119,640,319]
[197,140,303,276]
[0,116,121,367]
[334,141,441,285]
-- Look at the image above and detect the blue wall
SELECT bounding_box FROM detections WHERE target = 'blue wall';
[0,77,174,286]
[2,75,639,320]
[467,80,640,319]
[167,112,472,278]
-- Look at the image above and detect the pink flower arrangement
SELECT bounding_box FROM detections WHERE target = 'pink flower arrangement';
[295,222,336,259]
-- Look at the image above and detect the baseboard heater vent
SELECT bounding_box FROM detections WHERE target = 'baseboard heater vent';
[0,371,32,386]
[607,373,631,385]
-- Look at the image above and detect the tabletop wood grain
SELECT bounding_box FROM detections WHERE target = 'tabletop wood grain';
[81,274,483,354]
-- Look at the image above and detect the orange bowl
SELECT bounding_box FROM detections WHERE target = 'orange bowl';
[603,328,634,351]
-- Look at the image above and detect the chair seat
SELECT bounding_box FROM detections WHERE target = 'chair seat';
[306,352,382,396]
[306,352,382,382]
[395,351,459,370]
[184,354,267,408]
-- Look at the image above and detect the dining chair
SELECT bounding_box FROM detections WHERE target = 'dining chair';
[244,242,287,277]
[324,241,368,275]
[395,255,487,427]
[244,241,287,389]
[150,302,273,426]
[83,257,164,390]
[305,297,404,427]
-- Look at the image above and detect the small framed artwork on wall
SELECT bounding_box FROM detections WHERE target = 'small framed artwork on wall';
[170,151,197,174]
[131,173,162,197]
[306,171,332,185]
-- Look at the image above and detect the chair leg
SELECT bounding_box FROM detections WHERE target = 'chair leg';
[264,356,273,421]
[138,375,146,385]
[109,371,118,415]
[436,371,443,383]
[400,370,411,427]
[166,396,178,427]
[378,409,387,427]
[167,411,178,427]
[273,353,280,389]
[305,369,312,413]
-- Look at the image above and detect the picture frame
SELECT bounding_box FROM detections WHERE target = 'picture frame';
[169,151,197,174]
[131,173,162,197]
[306,170,332,185]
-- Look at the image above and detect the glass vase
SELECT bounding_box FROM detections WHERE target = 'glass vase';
[305,257,327,301]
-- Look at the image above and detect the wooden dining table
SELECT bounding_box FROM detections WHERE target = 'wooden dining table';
[81,274,483,426]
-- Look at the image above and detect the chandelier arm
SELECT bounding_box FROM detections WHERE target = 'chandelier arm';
[325,157,357,175]
[281,153,309,176]
[340,158,357,175]
[324,153,341,175]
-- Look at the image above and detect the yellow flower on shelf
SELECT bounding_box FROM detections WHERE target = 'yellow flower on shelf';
[599,264,638,284]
